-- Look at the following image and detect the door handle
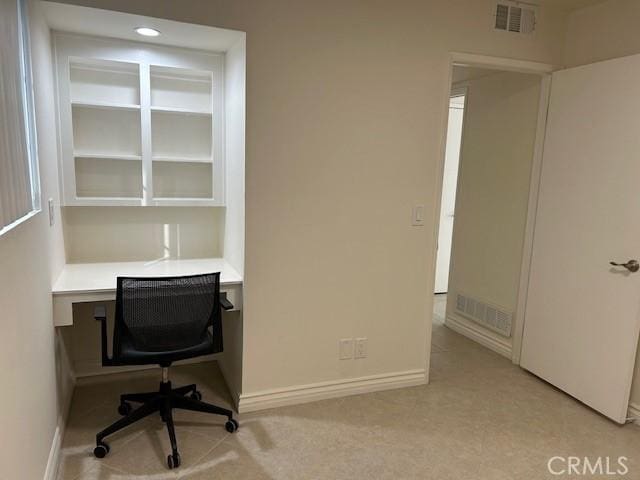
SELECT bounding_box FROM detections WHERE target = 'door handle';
[609,259,640,272]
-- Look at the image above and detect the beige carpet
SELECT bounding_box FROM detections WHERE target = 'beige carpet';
[57,312,640,479]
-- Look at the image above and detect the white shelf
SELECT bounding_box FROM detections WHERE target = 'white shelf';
[153,161,212,199]
[56,35,223,206]
[68,198,143,207]
[74,156,143,199]
[150,65,212,114]
[70,59,140,107]
[74,152,142,161]
[151,106,211,116]
[151,111,211,161]
[72,107,141,158]
[151,198,221,207]
[72,100,140,111]
[152,155,212,164]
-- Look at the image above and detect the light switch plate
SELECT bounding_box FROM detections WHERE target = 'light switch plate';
[48,198,55,226]
[412,205,425,226]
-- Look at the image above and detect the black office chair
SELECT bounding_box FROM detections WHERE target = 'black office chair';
[92,272,239,469]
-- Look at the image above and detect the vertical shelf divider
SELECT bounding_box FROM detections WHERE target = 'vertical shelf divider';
[209,71,219,202]
[139,62,153,205]
[58,56,78,204]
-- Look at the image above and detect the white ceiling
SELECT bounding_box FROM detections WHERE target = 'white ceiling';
[42,2,244,53]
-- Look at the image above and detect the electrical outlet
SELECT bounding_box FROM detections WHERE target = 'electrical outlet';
[339,338,354,360]
[355,337,368,359]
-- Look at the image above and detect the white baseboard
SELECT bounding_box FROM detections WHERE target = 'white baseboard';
[445,313,512,359]
[628,402,640,424]
[238,369,427,413]
[43,426,62,480]
[45,366,76,480]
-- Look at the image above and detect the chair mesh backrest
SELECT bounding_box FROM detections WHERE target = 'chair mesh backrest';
[114,273,221,353]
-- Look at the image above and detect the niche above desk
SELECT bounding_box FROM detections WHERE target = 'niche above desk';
[62,206,225,263]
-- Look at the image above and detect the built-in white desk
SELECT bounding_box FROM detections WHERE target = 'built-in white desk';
[52,257,243,327]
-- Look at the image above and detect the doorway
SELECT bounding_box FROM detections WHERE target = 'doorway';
[431,57,550,369]
[434,91,465,296]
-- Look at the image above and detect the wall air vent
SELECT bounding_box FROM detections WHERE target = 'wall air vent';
[455,292,513,337]
[494,1,536,34]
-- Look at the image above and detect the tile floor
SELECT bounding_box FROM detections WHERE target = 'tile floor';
[57,296,640,479]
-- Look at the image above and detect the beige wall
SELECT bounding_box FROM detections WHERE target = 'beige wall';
[446,70,541,353]
[62,206,224,263]
[52,0,570,402]
[564,0,640,67]
[563,0,640,410]
[0,1,71,479]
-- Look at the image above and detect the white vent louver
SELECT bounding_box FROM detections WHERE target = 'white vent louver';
[494,2,536,34]
[455,293,513,337]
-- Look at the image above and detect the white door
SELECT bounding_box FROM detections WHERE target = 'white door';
[435,95,465,293]
[521,54,640,424]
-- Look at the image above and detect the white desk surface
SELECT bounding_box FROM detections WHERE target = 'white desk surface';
[52,257,243,295]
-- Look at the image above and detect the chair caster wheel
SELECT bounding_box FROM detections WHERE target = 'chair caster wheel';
[189,390,202,401]
[93,442,110,458]
[167,452,181,469]
[118,401,132,416]
[225,419,239,433]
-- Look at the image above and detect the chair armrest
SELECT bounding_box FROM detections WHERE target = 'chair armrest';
[94,305,113,366]
[219,293,234,311]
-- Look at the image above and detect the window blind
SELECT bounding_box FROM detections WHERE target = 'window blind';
[0,0,39,233]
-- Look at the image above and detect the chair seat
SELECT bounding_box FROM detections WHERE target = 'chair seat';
[117,331,215,365]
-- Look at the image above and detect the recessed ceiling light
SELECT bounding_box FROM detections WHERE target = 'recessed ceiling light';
[134,27,160,37]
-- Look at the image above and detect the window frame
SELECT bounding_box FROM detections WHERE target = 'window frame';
[0,0,41,237]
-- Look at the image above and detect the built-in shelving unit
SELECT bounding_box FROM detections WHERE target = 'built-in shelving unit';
[55,35,224,206]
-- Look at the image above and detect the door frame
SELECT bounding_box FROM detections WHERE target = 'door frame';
[429,52,555,365]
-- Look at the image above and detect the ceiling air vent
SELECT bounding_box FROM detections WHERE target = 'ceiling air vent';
[495,4,509,30]
[494,1,536,34]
